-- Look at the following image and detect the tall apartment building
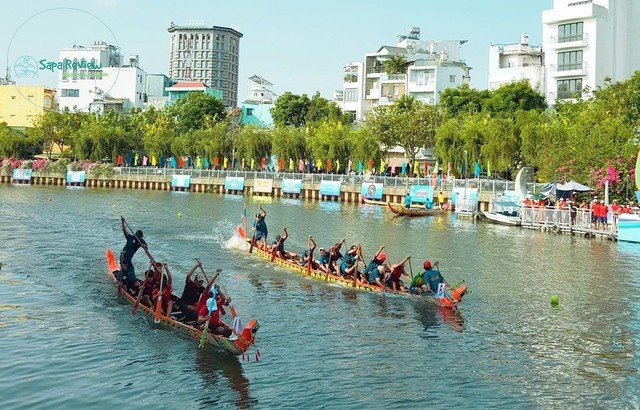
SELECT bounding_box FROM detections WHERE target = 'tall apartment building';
[167,23,243,108]
[340,27,471,122]
[542,0,640,105]
[488,34,545,93]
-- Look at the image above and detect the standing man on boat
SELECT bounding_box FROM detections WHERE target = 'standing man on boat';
[253,205,268,249]
[120,216,147,291]
[404,193,412,209]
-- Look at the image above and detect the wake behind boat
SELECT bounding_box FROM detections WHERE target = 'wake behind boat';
[387,202,444,217]
[235,225,466,309]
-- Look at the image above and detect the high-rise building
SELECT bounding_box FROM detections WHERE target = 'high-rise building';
[542,0,640,105]
[488,34,545,93]
[338,27,471,122]
[167,23,243,108]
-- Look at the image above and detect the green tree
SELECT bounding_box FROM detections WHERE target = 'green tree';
[270,127,306,165]
[438,84,491,117]
[307,121,349,168]
[271,92,311,128]
[306,92,351,125]
[383,55,407,75]
[347,127,381,165]
[486,80,547,117]
[0,122,27,157]
[172,92,226,132]
[235,125,273,167]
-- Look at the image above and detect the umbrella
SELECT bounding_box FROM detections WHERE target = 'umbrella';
[556,180,592,199]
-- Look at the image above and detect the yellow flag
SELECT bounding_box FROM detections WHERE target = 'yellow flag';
[151,156,157,166]
[316,159,322,170]
[413,161,419,176]
[380,160,386,173]
[487,160,492,177]
[289,158,294,171]
[223,157,228,169]
[250,158,255,170]
[336,160,340,173]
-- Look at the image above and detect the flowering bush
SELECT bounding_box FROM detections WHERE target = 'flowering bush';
[45,158,70,174]
[0,158,23,176]
[591,155,636,201]
[32,159,49,171]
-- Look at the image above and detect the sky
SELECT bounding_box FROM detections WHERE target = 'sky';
[1,0,553,102]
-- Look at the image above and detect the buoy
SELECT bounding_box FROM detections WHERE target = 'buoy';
[178,212,183,218]
[112,204,116,208]
[550,295,559,305]
[48,197,52,202]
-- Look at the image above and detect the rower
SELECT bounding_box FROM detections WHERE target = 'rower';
[385,256,411,292]
[176,261,206,322]
[119,216,147,292]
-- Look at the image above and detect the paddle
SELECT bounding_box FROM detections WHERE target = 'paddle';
[326,239,345,282]
[154,264,165,323]
[122,216,157,266]
[306,236,315,277]
[408,257,414,279]
[194,259,210,282]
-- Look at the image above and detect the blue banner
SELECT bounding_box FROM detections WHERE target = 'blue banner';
[12,169,32,181]
[282,179,302,194]
[171,174,191,188]
[409,185,434,203]
[66,171,86,184]
[319,180,341,197]
[224,176,245,191]
[360,182,383,200]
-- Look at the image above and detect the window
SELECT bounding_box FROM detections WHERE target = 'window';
[344,88,358,102]
[557,78,582,99]
[449,75,456,83]
[247,108,254,116]
[558,22,583,43]
[558,50,583,71]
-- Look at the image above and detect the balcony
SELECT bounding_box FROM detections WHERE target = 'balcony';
[365,88,381,100]
[548,33,588,49]
[380,73,406,82]
[548,62,588,77]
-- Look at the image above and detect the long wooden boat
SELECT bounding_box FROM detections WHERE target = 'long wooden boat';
[105,249,259,356]
[361,195,423,209]
[235,226,466,309]
[387,202,444,217]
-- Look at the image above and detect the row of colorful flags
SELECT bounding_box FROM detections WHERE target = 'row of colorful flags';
[115,154,492,176]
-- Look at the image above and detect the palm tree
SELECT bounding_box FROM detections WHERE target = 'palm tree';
[383,55,407,75]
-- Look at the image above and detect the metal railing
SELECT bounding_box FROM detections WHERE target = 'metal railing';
[112,167,546,193]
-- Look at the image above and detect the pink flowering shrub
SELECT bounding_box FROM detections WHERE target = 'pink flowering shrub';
[590,155,636,201]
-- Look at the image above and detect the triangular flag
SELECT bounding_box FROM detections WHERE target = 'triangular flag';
[380,159,386,173]
[487,160,492,177]
[413,161,419,176]
[250,158,255,170]
[336,160,340,173]
[289,158,294,171]
[433,161,439,175]
[223,157,228,169]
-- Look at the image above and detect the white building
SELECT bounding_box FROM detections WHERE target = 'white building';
[57,42,147,113]
[488,34,545,93]
[542,0,640,105]
[167,23,243,108]
[340,28,471,122]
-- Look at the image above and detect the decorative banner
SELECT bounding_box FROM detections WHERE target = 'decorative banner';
[319,180,341,197]
[171,174,191,189]
[224,176,245,191]
[253,178,273,194]
[12,168,32,181]
[360,182,383,200]
[66,171,86,184]
[409,185,434,203]
[451,187,478,210]
[282,179,302,194]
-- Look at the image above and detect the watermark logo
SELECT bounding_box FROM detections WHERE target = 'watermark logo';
[13,55,39,79]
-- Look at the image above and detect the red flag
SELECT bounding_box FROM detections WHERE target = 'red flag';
[260,157,266,170]
[279,158,285,172]
[326,159,332,172]
[214,157,220,169]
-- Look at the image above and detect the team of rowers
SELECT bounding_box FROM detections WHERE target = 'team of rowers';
[118,217,235,337]
[250,205,449,296]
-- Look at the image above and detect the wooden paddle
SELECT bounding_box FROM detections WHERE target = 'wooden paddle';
[408,257,414,279]
[306,236,315,277]
[154,265,165,323]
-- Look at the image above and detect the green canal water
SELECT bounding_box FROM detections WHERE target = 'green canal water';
[0,185,638,409]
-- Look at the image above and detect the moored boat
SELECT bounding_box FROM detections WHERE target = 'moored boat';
[105,248,259,356]
[235,225,465,309]
[361,195,423,209]
[387,202,444,217]
[482,201,522,226]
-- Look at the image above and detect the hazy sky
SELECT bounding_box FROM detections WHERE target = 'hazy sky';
[1,0,552,102]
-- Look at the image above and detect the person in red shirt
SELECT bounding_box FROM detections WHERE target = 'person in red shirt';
[197,286,232,337]
[384,256,411,292]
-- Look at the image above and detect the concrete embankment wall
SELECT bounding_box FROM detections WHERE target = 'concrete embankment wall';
[0,173,495,210]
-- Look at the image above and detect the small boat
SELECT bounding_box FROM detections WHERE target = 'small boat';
[361,195,423,209]
[235,225,465,309]
[105,249,259,356]
[387,202,444,217]
[482,201,522,226]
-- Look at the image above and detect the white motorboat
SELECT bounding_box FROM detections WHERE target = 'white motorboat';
[483,201,522,226]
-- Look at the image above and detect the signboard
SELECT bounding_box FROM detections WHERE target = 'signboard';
[253,178,273,194]
[282,179,302,194]
[224,176,245,191]
[171,174,191,189]
[66,171,86,184]
[12,168,32,182]
[360,182,383,200]
[452,187,478,211]
[409,185,434,204]
[319,180,341,197]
